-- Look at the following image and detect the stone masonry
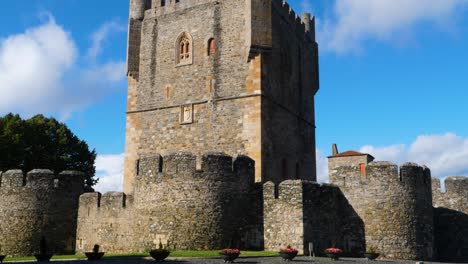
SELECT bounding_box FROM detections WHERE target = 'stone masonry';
[432,177,468,262]
[0,170,84,256]
[1,1,468,262]
[327,147,467,262]
[123,0,319,194]
[76,153,258,253]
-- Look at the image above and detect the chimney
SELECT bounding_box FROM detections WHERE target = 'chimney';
[332,144,339,156]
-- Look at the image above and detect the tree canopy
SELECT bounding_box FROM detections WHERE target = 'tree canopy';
[0,113,97,188]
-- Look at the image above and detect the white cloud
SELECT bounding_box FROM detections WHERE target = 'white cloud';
[0,18,77,116]
[0,16,126,120]
[94,153,125,193]
[87,21,126,60]
[318,133,468,183]
[316,149,329,183]
[360,133,468,178]
[319,0,468,54]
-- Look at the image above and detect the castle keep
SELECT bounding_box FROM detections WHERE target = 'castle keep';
[0,0,466,262]
[124,0,319,193]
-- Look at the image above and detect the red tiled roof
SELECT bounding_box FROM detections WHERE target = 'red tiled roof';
[329,150,374,158]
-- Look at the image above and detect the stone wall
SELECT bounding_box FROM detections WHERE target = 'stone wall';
[263,180,364,255]
[329,162,434,260]
[77,152,259,253]
[432,177,468,262]
[76,192,136,253]
[0,170,84,256]
[261,0,319,183]
[124,0,262,192]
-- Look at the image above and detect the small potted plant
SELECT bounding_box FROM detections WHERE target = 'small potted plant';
[324,247,342,261]
[0,245,6,263]
[85,244,105,261]
[279,245,298,261]
[364,246,380,260]
[219,248,240,263]
[34,237,53,262]
[149,239,170,262]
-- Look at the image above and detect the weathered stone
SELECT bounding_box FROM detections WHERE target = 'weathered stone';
[0,170,84,256]
[76,152,258,253]
[123,0,319,193]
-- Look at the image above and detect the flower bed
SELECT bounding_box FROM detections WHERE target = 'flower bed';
[279,246,298,261]
[219,249,240,263]
[324,248,342,260]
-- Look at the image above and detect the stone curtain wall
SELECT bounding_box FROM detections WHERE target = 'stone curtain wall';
[263,180,365,256]
[302,183,365,256]
[329,162,434,260]
[432,177,468,262]
[76,192,136,253]
[76,152,258,253]
[0,170,84,256]
[263,181,305,253]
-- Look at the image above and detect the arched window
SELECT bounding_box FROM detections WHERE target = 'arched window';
[207,38,216,56]
[176,32,193,66]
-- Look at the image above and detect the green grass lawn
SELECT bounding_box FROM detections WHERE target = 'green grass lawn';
[3,251,279,262]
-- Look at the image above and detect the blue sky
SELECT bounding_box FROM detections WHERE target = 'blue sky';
[1,0,467,191]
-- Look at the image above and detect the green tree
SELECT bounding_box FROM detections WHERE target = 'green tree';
[0,114,97,188]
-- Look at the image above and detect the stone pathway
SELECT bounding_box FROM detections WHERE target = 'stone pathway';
[5,256,456,264]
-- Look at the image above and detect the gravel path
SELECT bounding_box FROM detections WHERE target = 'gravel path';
[6,256,457,264]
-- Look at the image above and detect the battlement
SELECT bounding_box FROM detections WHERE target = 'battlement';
[432,176,468,196]
[0,169,84,190]
[79,192,134,209]
[263,180,339,200]
[149,0,217,17]
[330,161,432,189]
[136,152,255,182]
[80,192,133,210]
[272,0,316,42]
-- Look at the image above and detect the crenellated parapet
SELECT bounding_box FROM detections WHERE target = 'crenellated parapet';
[0,169,84,256]
[331,161,432,194]
[431,176,468,262]
[329,161,434,260]
[432,176,468,213]
[78,192,133,210]
[271,0,316,43]
[0,169,84,192]
[263,180,363,255]
[77,152,258,253]
[150,0,217,17]
[134,152,255,184]
[76,192,135,253]
[133,152,256,250]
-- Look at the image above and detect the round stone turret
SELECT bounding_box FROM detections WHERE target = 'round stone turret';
[329,160,434,260]
[129,0,151,20]
[0,169,85,256]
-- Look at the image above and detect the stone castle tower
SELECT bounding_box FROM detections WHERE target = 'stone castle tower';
[1,1,467,261]
[124,0,319,193]
[0,170,84,256]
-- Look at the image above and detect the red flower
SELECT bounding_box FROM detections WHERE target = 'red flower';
[325,248,343,254]
[280,247,298,253]
[221,249,240,254]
